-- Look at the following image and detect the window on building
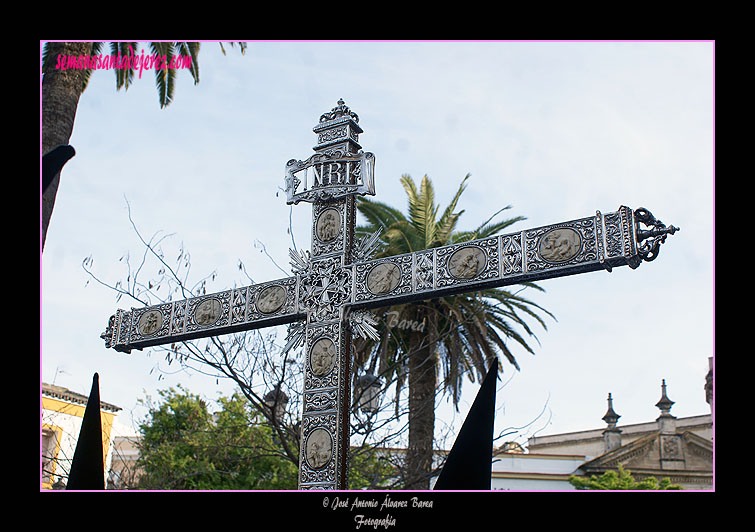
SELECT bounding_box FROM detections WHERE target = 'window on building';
[42,428,59,485]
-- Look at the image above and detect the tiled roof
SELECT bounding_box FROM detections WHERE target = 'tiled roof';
[42,382,121,412]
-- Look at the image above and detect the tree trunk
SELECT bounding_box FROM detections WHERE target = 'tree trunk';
[404,314,438,490]
[41,42,92,250]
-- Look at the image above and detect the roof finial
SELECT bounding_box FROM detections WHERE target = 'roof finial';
[602,393,621,428]
[655,379,675,417]
[602,393,622,452]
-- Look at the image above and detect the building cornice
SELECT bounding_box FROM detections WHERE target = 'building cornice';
[527,414,711,450]
[42,382,121,412]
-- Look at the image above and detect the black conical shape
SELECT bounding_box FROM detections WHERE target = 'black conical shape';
[433,363,497,490]
[42,144,75,193]
[66,373,104,490]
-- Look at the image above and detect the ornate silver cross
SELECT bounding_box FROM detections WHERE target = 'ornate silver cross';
[101,99,678,490]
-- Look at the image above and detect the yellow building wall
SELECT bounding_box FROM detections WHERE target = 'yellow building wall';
[41,396,117,489]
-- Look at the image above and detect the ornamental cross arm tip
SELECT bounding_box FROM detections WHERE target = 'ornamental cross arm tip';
[100,314,116,349]
[634,207,679,263]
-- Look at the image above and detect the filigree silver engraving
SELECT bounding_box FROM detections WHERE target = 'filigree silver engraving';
[436,239,499,288]
[311,201,348,257]
[230,288,247,325]
[299,413,338,485]
[298,258,352,322]
[187,293,230,332]
[603,212,623,258]
[247,278,297,322]
[132,303,172,340]
[525,218,597,274]
[303,322,341,391]
[414,250,435,291]
[101,314,116,349]
[304,389,338,412]
[500,233,523,276]
[354,254,413,303]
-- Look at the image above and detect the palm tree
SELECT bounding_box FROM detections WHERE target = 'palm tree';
[354,174,554,489]
[41,41,244,250]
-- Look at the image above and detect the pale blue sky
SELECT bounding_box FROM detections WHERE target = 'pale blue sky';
[41,41,714,446]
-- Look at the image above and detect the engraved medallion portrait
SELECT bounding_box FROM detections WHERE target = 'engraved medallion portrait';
[449,246,486,279]
[137,309,163,336]
[195,298,221,326]
[305,428,333,469]
[539,227,581,263]
[366,262,400,294]
[315,208,341,242]
[309,337,337,377]
[256,284,286,314]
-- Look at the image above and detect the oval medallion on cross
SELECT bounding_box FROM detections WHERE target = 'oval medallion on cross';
[309,337,337,377]
[195,298,222,326]
[137,309,163,336]
[315,208,341,242]
[449,245,486,279]
[538,227,582,263]
[305,427,333,470]
[367,262,401,294]
[256,284,286,314]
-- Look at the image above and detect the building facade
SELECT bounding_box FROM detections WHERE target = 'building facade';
[41,382,122,489]
[491,361,714,490]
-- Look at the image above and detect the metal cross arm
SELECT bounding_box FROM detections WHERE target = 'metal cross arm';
[99,99,678,490]
[101,205,678,354]
[100,275,301,354]
[348,205,678,313]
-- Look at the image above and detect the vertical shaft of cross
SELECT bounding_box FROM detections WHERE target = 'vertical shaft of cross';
[296,100,364,489]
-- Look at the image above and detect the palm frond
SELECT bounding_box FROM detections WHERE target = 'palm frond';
[421,176,441,247]
[357,197,406,230]
[111,42,137,91]
[403,175,442,249]
[384,221,423,254]
[219,42,246,55]
[176,42,200,84]
[436,174,469,243]
[150,42,175,108]
[475,216,526,238]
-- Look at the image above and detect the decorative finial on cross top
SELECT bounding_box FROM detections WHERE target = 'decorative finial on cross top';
[319,98,359,124]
